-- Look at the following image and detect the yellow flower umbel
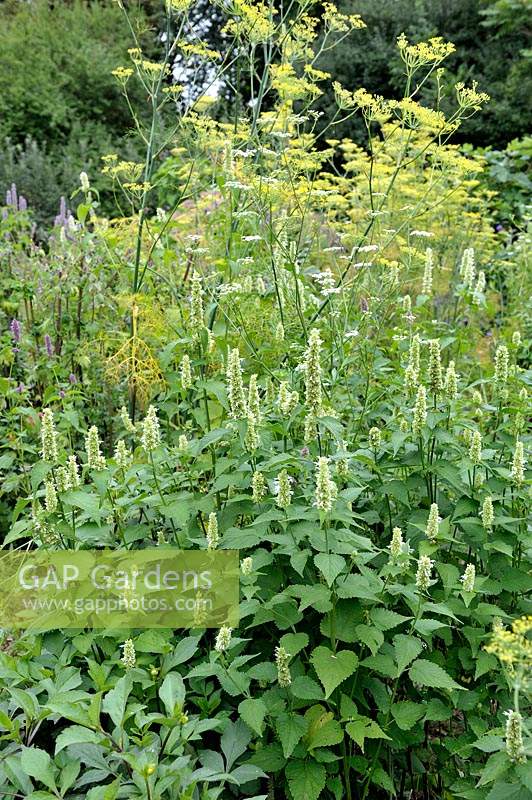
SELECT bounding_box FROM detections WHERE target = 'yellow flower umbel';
[485,615,532,669]
[40,409,58,462]
[304,328,323,415]
[226,347,247,419]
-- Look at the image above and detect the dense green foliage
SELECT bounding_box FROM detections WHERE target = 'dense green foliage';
[0,1,530,799]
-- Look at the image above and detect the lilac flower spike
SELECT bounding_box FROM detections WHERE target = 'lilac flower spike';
[44,334,54,357]
[10,183,18,209]
[18,196,27,211]
[6,190,12,206]
[10,319,21,343]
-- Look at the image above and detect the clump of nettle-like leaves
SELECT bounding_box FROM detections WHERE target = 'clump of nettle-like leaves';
[0,0,530,799]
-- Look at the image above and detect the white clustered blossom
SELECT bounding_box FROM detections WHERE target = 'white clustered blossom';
[461,563,476,592]
[180,354,192,390]
[40,409,58,462]
[469,430,483,465]
[44,479,58,513]
[314,457,337,513]
[304,329,323,415]
[460,247,475,289]
[275,470,293,509]
[505,710,526,763]
[389,527,404,562]
[121,639,136,670]
[68,455,80,487]
[119,406,136,433]
[511,440,525,486]
[425,503,440,542]
[275,646,292,688]
[444,361,458,400]
[241,557,253,575]
[226,347,247,419]
[114,439,131,468]
[416,555,434,592]
[251,470,266,503]
[412,384,427,436]
[215,625,232,652]
[206,512,219,550]
[481,496,494,531]
[85,426,106,470]
[422,247,433,295]
[140,406,161,452]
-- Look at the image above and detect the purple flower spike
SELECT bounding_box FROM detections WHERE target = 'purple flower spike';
[18,196,27,212]
[10,183,18,210]
[6,190,12,206]
[15,383,25,394]
[69,373,77,384]
[44,334,54,357]
[10,319,21,343]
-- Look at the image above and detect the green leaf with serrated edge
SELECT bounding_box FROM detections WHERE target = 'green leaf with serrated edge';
[20,747,56,790]
[159,672,186,716]
[311,647,358,698]
[303,704,343,750]
[290,676,324,700]
[346,716,391,752]
[286,759,326,800]
[102,674,133,727]
[239,698,267,736]
[391,702,425,731]
[279,632,309,658]
[355,624,384,656]
[370,608,412,631]
[408,659,465,691]
[477,751,511,787]
[313,553,346,586]
[55,725,102,754]
[393,634,424,676]
[275,712,308,758]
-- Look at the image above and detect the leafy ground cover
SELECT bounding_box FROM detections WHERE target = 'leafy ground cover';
[0,2,530,798]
